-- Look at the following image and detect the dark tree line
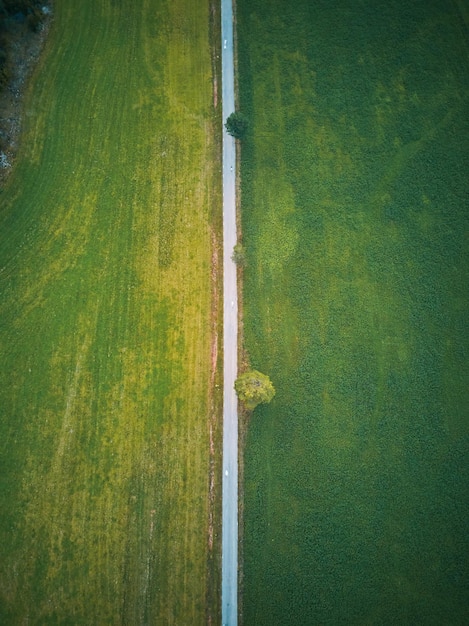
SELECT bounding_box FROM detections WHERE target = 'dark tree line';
[0,0,46,89]
[0,0,43,18]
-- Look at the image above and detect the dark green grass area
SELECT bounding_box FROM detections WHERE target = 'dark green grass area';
[238,0,469,623]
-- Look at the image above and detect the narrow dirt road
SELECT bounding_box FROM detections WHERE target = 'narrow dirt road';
[221,0,238,624]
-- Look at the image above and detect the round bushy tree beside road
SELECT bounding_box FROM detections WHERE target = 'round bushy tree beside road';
[235,370,275,410]
[225,111,248,139]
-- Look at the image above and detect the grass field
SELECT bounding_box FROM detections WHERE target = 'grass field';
[0,1,221,623]
[237,0,469,623]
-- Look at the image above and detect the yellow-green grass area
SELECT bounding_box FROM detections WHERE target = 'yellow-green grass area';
[0,1,221,623]
[238,0,469,623]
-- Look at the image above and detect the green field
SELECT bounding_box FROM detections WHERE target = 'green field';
[238,0,469,623]
[0,1,221,623]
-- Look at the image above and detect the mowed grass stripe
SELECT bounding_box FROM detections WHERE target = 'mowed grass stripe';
[0,1,220,623]
[238,0,469,623]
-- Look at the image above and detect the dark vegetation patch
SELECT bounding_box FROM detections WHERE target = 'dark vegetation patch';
[0,0,51,178]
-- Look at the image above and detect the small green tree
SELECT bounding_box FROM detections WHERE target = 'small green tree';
[27,8,44,32]
[235,370,275,410]
[225,111,248,139]
[231,243,247,267]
